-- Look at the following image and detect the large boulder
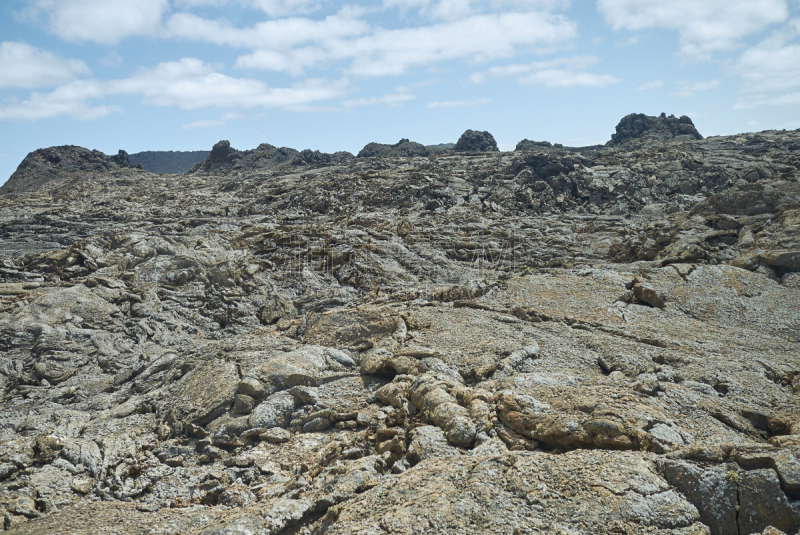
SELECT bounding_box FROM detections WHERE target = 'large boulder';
[608,113,702,146]
[454,130,498,152]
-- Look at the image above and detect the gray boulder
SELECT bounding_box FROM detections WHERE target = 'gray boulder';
[454,130,498,152]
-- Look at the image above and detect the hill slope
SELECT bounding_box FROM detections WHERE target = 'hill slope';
[0,116,799,535]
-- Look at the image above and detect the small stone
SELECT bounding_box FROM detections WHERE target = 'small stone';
[632,282,665,308]
[260,428,291,444]
[233,394,255,414]
[238,377,266,399]
[203,445,225,459]
[445,416,477,448]
[0,463,16,480]
[325,348,355,367]
[70,475,95,494]
[218,484,256,507]
[302,417,330,433]
[289,386,320,406]
[136,503,160,512]
[249,393,295,429]
[634,374,660,396]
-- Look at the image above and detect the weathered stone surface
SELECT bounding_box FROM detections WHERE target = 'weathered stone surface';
[1,117,799,534]
[248,393,295,429]
[738,469,800,535]
[662,461,739,535]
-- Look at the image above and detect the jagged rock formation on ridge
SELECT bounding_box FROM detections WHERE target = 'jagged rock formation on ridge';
[0,115,799,534]
[454,129,499,152]
[0,146,136,195]
[357,138,430,158]
[609,112,703,146]
[188,140,355,175]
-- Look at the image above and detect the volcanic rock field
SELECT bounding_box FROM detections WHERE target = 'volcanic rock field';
[0,113,799,534]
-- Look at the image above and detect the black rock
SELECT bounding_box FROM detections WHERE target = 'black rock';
[357,139,429,158]
[515,139,553,151]
[110,150,131,168]
[608,113,703,146]
[0,145,136,195]
[190,141,352,174]
[293,149,355,166]
[454,130,498,152]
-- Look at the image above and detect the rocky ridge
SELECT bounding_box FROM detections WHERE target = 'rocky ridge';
[0,115,799,534]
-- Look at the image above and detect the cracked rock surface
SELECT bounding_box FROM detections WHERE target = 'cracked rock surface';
[1,117,799,534]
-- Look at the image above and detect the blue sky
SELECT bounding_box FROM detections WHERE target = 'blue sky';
[1,0,799,184]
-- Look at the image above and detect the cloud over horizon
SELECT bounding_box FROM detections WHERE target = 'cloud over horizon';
[0,0,797,186]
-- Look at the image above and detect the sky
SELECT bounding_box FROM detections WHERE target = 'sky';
[1,0,799,184]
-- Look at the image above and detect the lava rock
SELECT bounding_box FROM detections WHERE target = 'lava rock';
[454,130,498,152]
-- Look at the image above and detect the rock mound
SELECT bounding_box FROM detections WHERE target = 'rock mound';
[454,129,498,152]
[515,139,554,151]
[189,140,354,174]
[0,146,135,195]
[357,138,429,158]
[129,150,210,174]
[608,113,703,146]
[295,149,355,166]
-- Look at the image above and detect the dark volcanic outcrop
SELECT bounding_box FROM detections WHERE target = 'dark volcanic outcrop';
[454,129,499,152]
[0,146,134,195]
[189,140,354,174]
[608,112,703,146]
[515,139,554,151]
[357,138,429,158]
[1,116,799,535]
[129,150,210,174]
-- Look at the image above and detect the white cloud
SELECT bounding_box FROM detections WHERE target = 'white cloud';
[343,93,415,107]
[383,0,571,21]
[428,98,491,108]
[669,80,720,98]
[394,79,439,93]
[174,0,323,16]
[637,80,663,91]
[732,26,800,94]
[470,56,619,88]
[117,58,348,110]
[0,42,90,89]
[0,79,118,121]
[597,0,789,58]
[250,0,321,17]
[175,11,576,76]
[168,10,370,51]
[518,70,619,87]
[734,92,800,109]
[182,112,244,129]
[730,21,800,109]
[25,0,170,45]
[346,13,576,76]
[99,51,124,68]
[0,58,351,121]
